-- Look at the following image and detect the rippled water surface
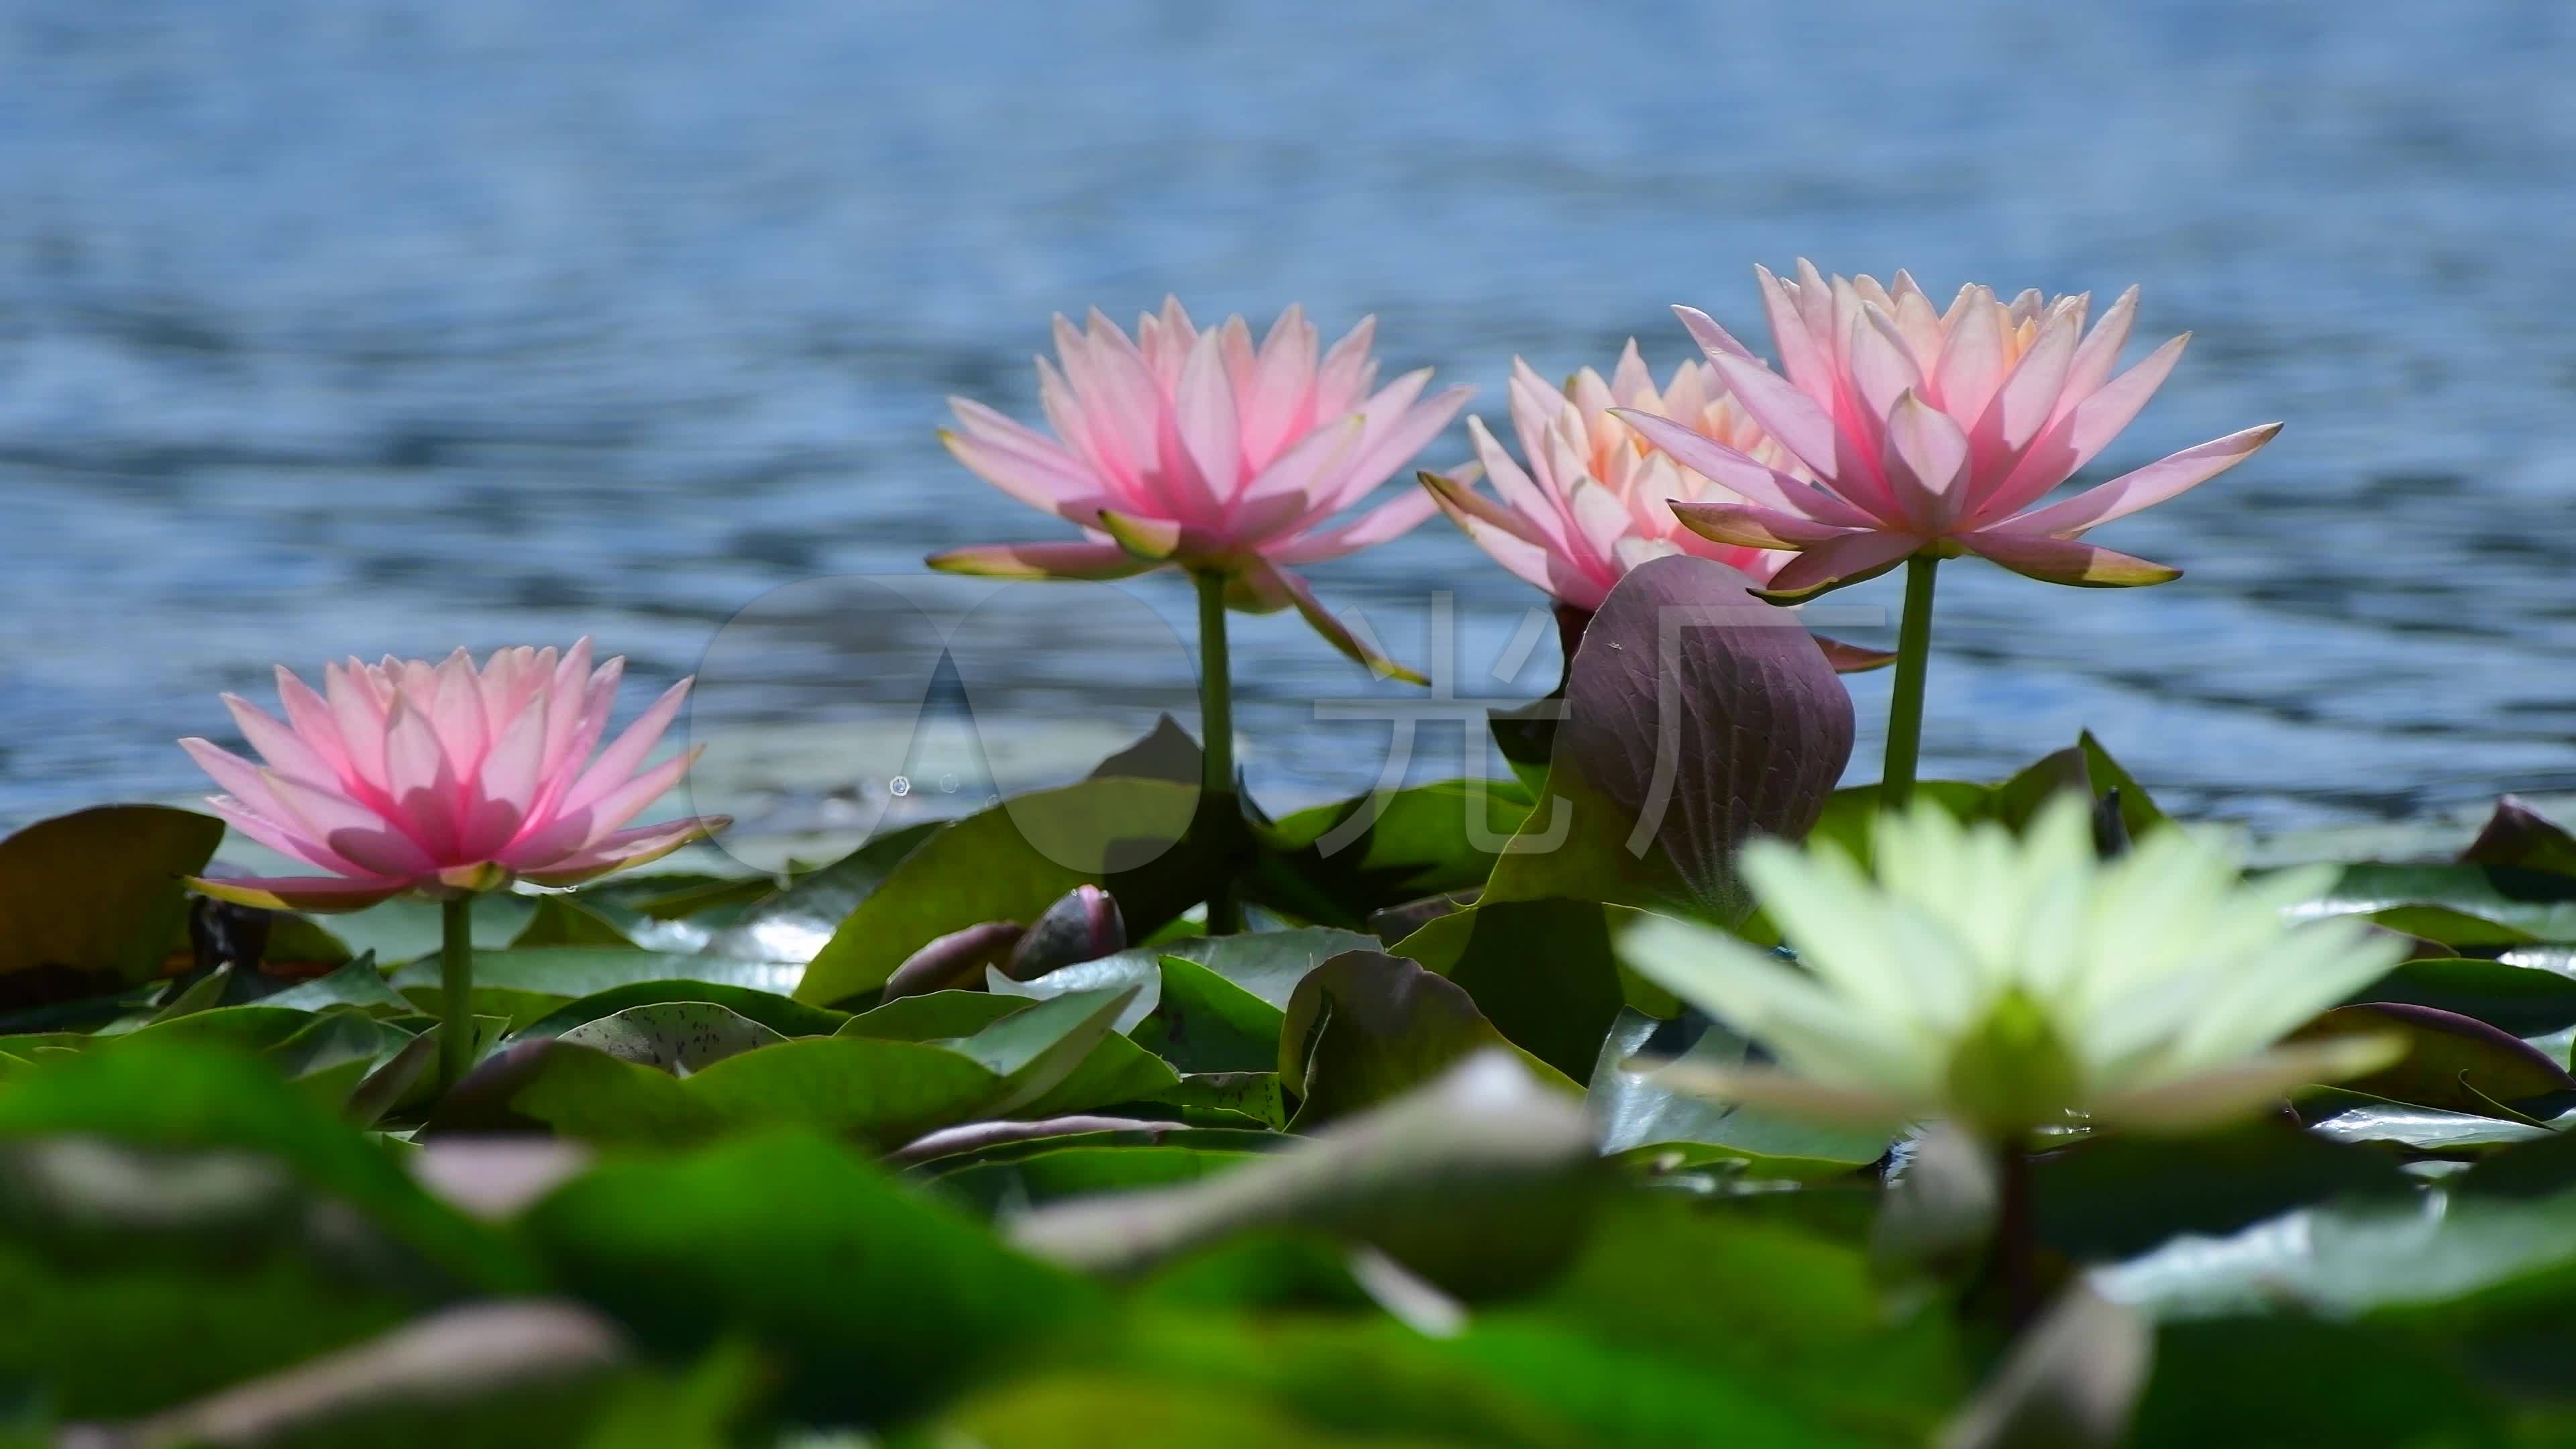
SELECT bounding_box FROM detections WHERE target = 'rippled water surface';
[10,0,2576,837]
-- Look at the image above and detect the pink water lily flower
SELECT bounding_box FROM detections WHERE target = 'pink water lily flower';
[1616,262,2279,598]
[180,640,725,912]
[1420,344,1890,672]
[1424,345,1794,609]
[928,298,1470,679]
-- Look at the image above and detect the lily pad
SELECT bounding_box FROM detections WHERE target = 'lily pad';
[557,1002,788,1075]
[0,805,223,1002]
[796,778,1211,1006]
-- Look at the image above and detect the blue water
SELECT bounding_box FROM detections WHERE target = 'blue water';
[9,0,2576,838]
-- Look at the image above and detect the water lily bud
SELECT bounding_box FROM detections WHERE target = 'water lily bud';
[881,921,1024,1001]
[1006,885,1126,980]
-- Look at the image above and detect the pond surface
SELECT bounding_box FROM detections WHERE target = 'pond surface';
[10,0,2576,838]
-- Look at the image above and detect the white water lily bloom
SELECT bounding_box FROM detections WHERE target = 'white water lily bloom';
[1618,797,2408,1138]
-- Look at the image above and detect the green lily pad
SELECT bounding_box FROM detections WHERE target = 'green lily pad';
[0,805,223,1001]
[1280,951,1578,1128]
[557,1002,788,1075]
[513,981,848,1042]
[796,778,1210,1006]
[1389,898,1643,1081]
[701,820,938,965]
[1587,1008,1888,1178]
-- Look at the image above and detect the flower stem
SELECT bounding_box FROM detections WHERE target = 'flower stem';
[1880,555,1941,810]
[1994,1133,2040,1332]
[437,894,474,1093]
[1194,569,1242,935]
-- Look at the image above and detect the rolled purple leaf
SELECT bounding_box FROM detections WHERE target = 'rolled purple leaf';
[1560,555,1855,920]
[880,920,1026,1001]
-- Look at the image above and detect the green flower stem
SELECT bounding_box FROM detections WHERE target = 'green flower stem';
[437,894,475,1093]
[1880,555,1941,810]
[1194,569,1242,935]
[1995,1133,2040,1332]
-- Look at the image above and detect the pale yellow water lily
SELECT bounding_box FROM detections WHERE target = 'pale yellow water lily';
[1618,798,2406,1139]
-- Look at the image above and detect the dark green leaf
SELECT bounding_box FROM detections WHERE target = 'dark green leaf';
[796,779,1210,1005]
[0,806,223,999]
[1387,898,1640,1081]
[1250,779,1535,926]
[513,981,848,1042]
[1280,951,1578,1128]
[556,1002,787,1075]
[1131,955,1285,1075]
[519,1132,1106,1424]
[700,820,938,965]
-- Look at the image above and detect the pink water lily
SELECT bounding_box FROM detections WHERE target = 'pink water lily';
[1421,344,1890,672]
[1616,262,2279,598]
[927,298,1470,679]
[180,640,724,912]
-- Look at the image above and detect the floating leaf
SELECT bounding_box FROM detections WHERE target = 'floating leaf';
[2459,794,2576,876]
[1250,778,1536,926]
[1281,951,1578,1129]
[1388,898,1642,1081]
[519,1132,1106,1424]
[700,820,938,965]
[0,806,223,1002]
[2290,1002,2575,1114]
[557,1002,788,1076]
[1587,1008,1888,1178]
[1133,957,1283,1076]
[796,778,1211,1006]
[2292,863,2576,947]
[513,981,847,1042]
[1014,1051,1598,1297]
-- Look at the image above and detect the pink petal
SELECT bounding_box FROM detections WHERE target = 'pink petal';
[1173,329,1244,502]
[1318,380,1470,515]
[1238,413,1363,510]
[1468,415,1568,547]
[218,695,339,792]
[1754,264,1837,413]
[1668,500,1859,551]
[1241,304,1318,464]
[924,539,1159,581]
[323,661,392,794]
[1698,349,1843,484]
[943,400,1102,511]
[457,696,548,860]
[1265,486,1442,565]
[1672,304,1760,363]
[1313,315,1379,419]
[378,703,464,861]
[186,873,407,914]
[429,649,489,776]
[2053,286,2139,422]
[1427,480,1591,605]
[1419,461,1542,543]
[1931,286,2007,421]
[1243,560,1426,685]
[1611,408,1876,528]
[271,667,354,784]
[1976,333,2192,525]
[264,767,440,877]
[205,795,368,878]
[516,816,725,888]
[1760,529,1923,598]
[1999,423,2281,537]
[1968,305,2080,468]
[1880,391,1969,531]
[1960,530,2182,587]
[557,678,691,818]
